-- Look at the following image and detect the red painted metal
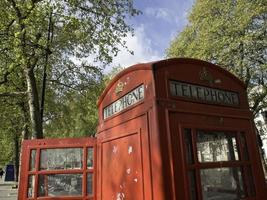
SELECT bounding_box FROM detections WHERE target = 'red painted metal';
[18,137,96,200]
[97,58,267,200]
[19,58,267,200]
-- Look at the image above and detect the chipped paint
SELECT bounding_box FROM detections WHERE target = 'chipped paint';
[128,146,133,154]
[134,178,138,183]
[126,168,131,174]
[113,146,118,154]
[116,192,125,200]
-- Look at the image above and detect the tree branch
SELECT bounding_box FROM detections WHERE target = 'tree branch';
[0,91,27,98]
[48,79,85,93]
[251,87,267,115]
[10,0,24,19]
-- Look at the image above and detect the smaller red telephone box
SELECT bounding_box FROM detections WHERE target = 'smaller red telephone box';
[19,58,267,200]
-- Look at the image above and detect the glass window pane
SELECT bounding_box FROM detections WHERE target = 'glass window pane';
[87,148,94,169]
[184,129,194,164]
[197,130,239,162]
[200,167,246,200]
[29,149,36,171]
[40,148,83,170]
[87,173,93,195]
[27,175,35,198]
[188,171,197,200]
[38,174,82,197]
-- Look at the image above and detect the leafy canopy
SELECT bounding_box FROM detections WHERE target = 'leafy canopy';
[167,0,267,115]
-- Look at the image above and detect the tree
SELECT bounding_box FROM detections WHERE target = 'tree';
[0,97,29,181]
[0,0,140,138]
[44,65,124,138]
[167,0,267,116]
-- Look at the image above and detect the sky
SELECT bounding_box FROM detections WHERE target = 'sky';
[111,0,195,69]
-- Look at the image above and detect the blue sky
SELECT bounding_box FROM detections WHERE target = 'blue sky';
[111,0,194,68]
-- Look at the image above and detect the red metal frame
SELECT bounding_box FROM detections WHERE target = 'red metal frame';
[18,137,96,200]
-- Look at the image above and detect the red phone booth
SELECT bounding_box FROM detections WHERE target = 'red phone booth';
[19,58,267,200]
[96,58,267,200]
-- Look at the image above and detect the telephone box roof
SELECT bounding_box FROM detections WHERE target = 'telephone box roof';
[97,58,246,107]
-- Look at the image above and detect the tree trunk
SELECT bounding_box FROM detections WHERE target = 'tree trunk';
[25,68,43,138]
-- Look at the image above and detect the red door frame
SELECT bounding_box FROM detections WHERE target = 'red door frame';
[168,111,266,200]
[18,137,96,200]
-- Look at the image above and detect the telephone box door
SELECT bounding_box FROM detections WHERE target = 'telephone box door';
[169,112,266,200]
[18,137,96,200]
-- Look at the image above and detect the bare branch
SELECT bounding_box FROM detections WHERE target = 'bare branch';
[251,87,267,115]
[48,79,85,93]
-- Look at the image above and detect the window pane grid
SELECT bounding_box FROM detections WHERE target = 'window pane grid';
[200,167,246,200]
[184,128,253,200]
[196,130,239,163]
[27,146,94,199]
[29,149,36,171]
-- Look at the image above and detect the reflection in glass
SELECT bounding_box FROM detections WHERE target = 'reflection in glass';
[27,175,35,198]
[87,173,93,195]
[188,171,197,200]
[200,168,245,200]
[40,148,83,170]
[197,131,239,162]
[87,148,94,169]
[38,174,82,197]
[184,129,194,164]
[30,149,36,171]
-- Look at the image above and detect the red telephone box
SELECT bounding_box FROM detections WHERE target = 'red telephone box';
[19,58,267,200]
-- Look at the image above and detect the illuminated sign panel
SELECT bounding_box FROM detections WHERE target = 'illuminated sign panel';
[103,84,144,119]
[170,81,239,106]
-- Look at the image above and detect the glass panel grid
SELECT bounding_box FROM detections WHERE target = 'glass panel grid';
[87,148,94,169]
[29,149,36,171]
[31,147,94,198]
[197,130,239,162]
[40,148,83,170]
[200,167,246,200]
[184,129,254,199]
[27,175,35,198]
[38,174,82,197]
[87,173,93,196]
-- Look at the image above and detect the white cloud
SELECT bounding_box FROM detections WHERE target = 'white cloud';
[145,7,171,22]
[109,25,162,71]
[144,6,190,28]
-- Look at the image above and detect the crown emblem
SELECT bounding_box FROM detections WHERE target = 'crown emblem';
[115,81,124,95]
[199,67,222,85]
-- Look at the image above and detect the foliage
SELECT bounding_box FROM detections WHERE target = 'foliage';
[167,0,267,116]
[0,98,26,167]
[0,0,140,138]
[43,66,124,138]
[44,81,103,138]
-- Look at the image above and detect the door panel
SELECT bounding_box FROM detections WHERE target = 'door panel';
[102,133,143,200]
